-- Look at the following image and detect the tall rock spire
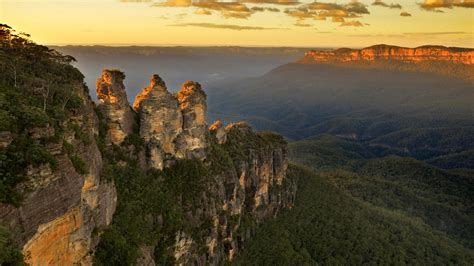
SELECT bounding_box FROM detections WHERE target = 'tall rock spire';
[134,74,183,169]
[176,81,208,160]
[96,69,135,145]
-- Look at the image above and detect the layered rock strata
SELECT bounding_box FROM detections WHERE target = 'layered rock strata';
[300,44,474,65]
[133,76,208,169]
[0,83,117,265]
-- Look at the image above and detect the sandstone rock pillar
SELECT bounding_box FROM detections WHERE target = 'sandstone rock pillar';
[176,81,208,160]
[133,74,183,169]
[96,69,135,145]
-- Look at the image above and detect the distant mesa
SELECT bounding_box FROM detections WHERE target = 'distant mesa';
[300,44,474,65]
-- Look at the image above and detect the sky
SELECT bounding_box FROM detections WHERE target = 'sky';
[0,0,473,48]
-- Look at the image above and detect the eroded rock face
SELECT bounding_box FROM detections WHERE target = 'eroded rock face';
[300,45,474,64]
[171,122,295,265]
[134,75,183,169]
[134,76,209,169]
[96,69,135,144]
[0,83,117,265]
[176,81,208,160]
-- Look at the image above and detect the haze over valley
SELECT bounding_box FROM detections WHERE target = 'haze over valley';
[1,0,473,264]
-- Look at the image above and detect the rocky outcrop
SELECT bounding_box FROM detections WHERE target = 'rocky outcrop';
[300,45,474,65]
[133,74,183,169]
[134,76,208,170]
[1,68,294,265]
[96,69,135,144]
[209,120,226,144]
[170,121,295,264]
[176,81,208,160]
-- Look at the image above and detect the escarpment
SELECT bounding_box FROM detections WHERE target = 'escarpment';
[300,45,474,65]
[299,45,474,80]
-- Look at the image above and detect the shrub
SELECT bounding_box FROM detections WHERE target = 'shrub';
[70,155,87,175]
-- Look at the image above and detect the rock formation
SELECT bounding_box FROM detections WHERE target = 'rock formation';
[165,121,294,264]
[176,81,208,160]
[96,69,135,144]
[1,67,294,265]
[133,74,183,169]
[300,44,474,65]
[209,120,226,144]
[133,76,208,170]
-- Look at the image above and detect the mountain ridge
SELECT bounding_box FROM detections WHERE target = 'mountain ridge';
[300,44,474,65]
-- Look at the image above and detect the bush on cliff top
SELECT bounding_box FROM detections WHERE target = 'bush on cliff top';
[0,24,86,205]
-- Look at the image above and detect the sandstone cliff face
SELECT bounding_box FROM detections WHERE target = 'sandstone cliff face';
[93,73,294,265]
[176,81,208,160]
[1,68,294,265]
[96,70,135,145]
[0,83,117,265]
[133,74,183,169]
[168,121,294,265]
[133,76,208,170]
[300,45,474,65]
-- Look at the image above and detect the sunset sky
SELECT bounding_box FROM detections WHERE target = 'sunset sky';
[1,0,473,47]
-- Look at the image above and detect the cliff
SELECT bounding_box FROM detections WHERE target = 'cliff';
[94,74,295,265]
[0,27,295,264]
[300,45,474,65]
[0,77,117,265]
[298,45,474,80]
[132,75,207,170]
[96,70,135,145]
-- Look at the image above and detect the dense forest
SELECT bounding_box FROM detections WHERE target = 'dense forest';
[235,134,474,264]
[235,164,474,264]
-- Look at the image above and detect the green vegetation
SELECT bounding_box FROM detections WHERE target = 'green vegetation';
[236,164,474,264]
[0,226,24,265]
[235,133,474,264]
[70,155,87,175]
[0,24,87,205]
[289,135,474,249]
[94,124,285,264]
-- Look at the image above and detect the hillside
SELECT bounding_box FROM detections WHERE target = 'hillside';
[236,164,474,264]
[288,135,474,248]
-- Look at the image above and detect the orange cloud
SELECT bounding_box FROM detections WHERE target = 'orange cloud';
[240,0,299,5]
[420,0,474,11]
[154,0,273,19]
[194,8,212,15]
[169,22,283,30]
[400,11,412,16]
[284,1,369,25]
[372,0,402,9]
[340,20,364,27]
